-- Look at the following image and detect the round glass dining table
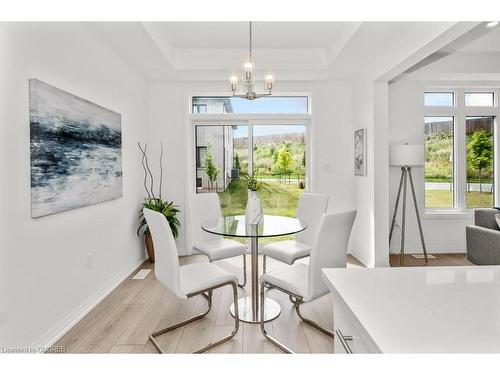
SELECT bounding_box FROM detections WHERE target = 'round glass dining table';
[202,214,307,323]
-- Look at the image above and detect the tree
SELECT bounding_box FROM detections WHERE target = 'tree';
[233,153,241,171]
[467,130,493,193]
[204,143,219,191]
[274,146,294,183]
[295,150,306,183]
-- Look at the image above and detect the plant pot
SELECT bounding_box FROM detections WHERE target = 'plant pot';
[144,232,155,263]
[245,190,263,225]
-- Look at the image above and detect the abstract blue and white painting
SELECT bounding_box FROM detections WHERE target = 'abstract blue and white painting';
[30,79,122,218]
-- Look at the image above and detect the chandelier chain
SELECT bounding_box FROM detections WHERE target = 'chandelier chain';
[249,21,252,63]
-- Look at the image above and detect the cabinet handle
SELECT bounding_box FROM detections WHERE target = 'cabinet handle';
[335,329,353,354]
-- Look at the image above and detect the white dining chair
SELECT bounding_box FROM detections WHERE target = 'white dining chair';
[189,193,248,287]
[262,193,329,272]
[143,208,240,353]
[259,210,357,353]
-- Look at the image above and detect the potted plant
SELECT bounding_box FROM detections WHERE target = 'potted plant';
[136,142,181,263]
[242,173,270,225]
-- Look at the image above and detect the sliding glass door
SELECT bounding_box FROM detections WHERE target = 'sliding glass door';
[193,122,308,218]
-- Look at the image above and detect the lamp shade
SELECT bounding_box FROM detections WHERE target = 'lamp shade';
[390,144,424,166]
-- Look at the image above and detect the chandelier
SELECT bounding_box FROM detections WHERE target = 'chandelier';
[229,22,274,100]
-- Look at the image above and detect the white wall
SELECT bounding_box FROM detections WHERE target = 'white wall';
[0,23,148,347]
[147,80,356,255]
[349,80,390,267]
[388,80,472,253]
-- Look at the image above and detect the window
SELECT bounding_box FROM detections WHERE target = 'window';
[423,88,498,211]
[192,96,309,114]
[424,117,454,208]
[424,92,454,107]
[192,103,207,113]
[466,116,494,208]
[194,124,307,217]
[195,126,241,192]
[465,92,495,107]
[196,146,207,168]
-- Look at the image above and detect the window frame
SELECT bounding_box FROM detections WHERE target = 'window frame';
[423,87,500,215]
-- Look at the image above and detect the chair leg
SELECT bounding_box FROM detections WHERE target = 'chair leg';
[193,282,239,353]
[149,282,239,354]
[259,282,293,353]
[237,254,247,288]
[294,299,334,338]
[262,255,276,291]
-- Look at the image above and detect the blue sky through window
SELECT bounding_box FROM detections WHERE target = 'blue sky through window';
[192,96,308,114]
[424,92,454,107]
[229,97,308,113]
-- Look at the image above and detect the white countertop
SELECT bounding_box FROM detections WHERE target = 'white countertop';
[322,266,500,353]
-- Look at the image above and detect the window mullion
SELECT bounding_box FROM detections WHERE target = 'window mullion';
[455,89,467,211]
[495,117,499,206]
[248,123,254,175]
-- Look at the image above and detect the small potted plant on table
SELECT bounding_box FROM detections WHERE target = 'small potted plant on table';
[242,173,270,225]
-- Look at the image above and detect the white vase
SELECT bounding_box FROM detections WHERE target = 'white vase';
[245,190,263,225]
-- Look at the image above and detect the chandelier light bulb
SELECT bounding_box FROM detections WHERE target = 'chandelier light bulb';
[230,76,238,92]
[244,62,253,80]
[265,75,274,92]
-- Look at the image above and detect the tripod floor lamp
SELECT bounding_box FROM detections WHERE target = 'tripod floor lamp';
[389,144,428,266]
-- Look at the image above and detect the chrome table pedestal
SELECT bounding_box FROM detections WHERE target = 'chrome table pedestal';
[229,235,281,323]
[201,215,307,324]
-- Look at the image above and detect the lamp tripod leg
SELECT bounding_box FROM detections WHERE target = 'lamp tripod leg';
[389,170,405,245]
[400,168,408,266]
[408,168,428,263]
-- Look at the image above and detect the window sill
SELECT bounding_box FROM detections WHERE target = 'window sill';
[422,210,473,220]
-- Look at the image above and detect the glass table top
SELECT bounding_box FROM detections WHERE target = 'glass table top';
[201,215,307,238]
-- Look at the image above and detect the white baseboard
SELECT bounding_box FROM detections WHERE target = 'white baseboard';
[31,254,147,350]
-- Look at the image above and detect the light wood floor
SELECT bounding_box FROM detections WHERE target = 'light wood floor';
[389,253,473,267]
[55,253,471,353]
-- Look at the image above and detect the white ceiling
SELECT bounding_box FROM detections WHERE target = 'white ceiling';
[397,22,500,80]
[86,21,486,82]
[459,26,500,52]
[144,22,358,49]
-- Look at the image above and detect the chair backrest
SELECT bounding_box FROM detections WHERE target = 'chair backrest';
[307,210,357,301]
[143,208,184,299]
[474,208,500,230]
[189,193,222,247]
[295,193,330,245]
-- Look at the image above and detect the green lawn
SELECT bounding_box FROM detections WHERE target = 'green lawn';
[425,190,453,208]
[218,178,302,217]
[425,189,493,208]
[218,178,303,244]
[467,191,494,208]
